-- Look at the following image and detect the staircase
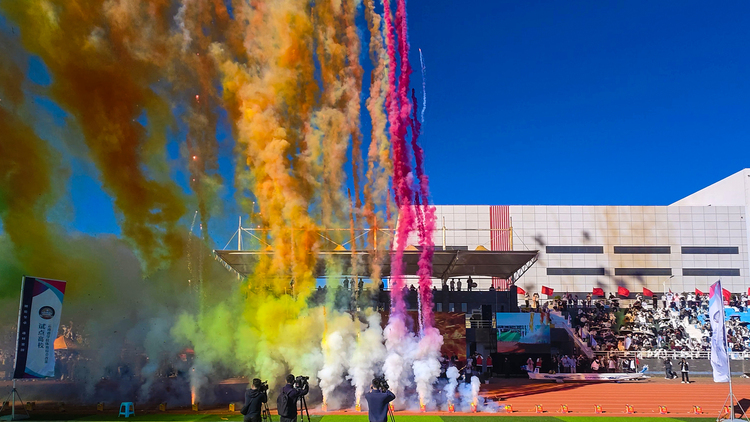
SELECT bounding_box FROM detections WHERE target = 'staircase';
[550,312,595,359]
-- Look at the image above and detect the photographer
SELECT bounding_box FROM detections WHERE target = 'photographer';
[241,378,268,422]
[364,377,395,422]
[277,374,309,422]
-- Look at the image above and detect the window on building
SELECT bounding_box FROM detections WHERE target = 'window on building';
[683,268,741,276]
[449,303,455,312]
[461,303,468,312]
[614,268,672,276]
[614,246,671,254]
[546,246,604,254]
[547,268,606,276]
[682,247,739,254]
[436,303,442,312]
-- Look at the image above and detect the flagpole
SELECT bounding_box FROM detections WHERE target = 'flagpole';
[718,280,746,422]
[721,279,735,415]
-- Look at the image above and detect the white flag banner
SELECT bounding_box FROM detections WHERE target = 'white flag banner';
[708,280,730,383]
[13,276,66,378]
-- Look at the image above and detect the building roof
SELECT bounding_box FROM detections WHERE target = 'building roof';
[213,249,539,280]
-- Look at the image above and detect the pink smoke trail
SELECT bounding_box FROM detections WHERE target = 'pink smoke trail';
[410,88,436,330]
[383,0,413,320]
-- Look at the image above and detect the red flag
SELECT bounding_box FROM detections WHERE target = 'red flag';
[747,287,750,296]
[516,286,526,295]
[695,288,703,296]
[592,288,604,296]
[642,287,653,297]
[723,288,731,301]
[541,286,554,296]
[617,286,630,297]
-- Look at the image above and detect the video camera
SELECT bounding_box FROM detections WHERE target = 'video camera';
[258,380,269,393]
[294,376,309,389]
[372,375,389,392]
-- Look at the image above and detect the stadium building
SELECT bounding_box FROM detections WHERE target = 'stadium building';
[426,169,750,296]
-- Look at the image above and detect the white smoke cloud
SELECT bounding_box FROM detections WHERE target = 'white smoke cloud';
[411,326,443,409]
[348,313,387,407]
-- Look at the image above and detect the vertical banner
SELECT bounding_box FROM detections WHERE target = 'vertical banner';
[708,280,730,383]
[13,276,66,379]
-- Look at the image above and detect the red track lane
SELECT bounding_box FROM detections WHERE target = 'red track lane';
[320,377,750,417]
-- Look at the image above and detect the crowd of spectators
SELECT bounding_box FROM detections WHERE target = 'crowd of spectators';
[562,291,750,354]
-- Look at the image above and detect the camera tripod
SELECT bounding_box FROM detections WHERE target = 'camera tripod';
[260,400,272,422]
[297,396,310,422]
[387,403,396,422]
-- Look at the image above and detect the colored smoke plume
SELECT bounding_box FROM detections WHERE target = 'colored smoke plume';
[0,0,450,409]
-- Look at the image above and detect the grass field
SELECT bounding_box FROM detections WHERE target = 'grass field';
[0,414,729,422]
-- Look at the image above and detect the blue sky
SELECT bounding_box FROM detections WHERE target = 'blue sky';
[408,0,750,206]
[7,1,750,245]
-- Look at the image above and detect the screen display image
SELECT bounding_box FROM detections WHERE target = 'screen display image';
[496,312,551,353]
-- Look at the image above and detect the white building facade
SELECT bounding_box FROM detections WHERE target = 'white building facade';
[425,169,750,296]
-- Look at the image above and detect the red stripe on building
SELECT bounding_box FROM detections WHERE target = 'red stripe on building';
[490,205,511,290]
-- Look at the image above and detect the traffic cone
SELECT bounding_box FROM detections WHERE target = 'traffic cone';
[558,404,569,413]
[594,405,603,414]
[658,405,668,414]
[624,404,635,414]
[535,404,544,413]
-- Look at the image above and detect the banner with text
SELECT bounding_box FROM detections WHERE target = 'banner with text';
[13,276,67,379]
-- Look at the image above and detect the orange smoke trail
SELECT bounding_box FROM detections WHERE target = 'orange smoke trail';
[2,0,187,271]
[363,0,393,258]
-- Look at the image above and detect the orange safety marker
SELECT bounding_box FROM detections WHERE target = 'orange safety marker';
[594,405,603,414]
[624,404,635,414]
[535,404,544,413]
[691,405,703,415]
[658,405,668,414]
[723,405,733,417]
[448,404,455,413]
[558,404,569,413]
[504,404,513,413]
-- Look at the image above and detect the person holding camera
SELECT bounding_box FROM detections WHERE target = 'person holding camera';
[277,374,309,422]
[364,377,395,422]
[241,378,268,422]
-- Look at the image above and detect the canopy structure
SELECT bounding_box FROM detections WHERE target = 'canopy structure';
[213,249,538,281]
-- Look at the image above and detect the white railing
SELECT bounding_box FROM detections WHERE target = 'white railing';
[593,350,750,360]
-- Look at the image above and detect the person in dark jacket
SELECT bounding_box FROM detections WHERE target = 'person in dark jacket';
[664,358,677,379]
[242,378,268,422]
[364,379,395,422]
[279,374,308,422]
[679,359,690,383]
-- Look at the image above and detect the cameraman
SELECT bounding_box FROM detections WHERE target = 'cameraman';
[364,378,395,422]
[277,374,308,422]
[241,378,268,422]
